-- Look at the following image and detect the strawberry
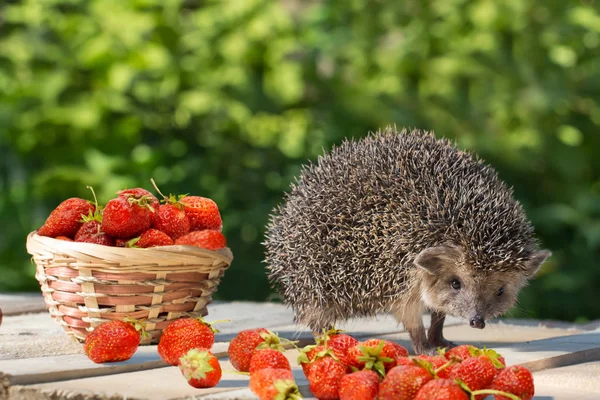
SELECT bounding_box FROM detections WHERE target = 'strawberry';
[38,198,94,238]
[178,348,221,388]
[347,338,397,376]
[249,348,291,373]
[102,195,155,239]
[307,351,347,400]
[228,328,284,372]
[339,369,380,400]
[175,230,226,250]
[317,329,358,368]
[471,346,506,375]
[84,319,145,363]
[395,356,413,367]
[414,378,469,400]
[118,188,159,215]
[180,195,222,231]
[442,344,476,361]
[55,236,73,241]
[249,368,302,400]
[415,354,453,379]
[378,365,433,400]
[115,238,130,247]
[152,203,190,240]
[158,317,219,366]
[388,340,409,359]
[449,355,496,400]
[75,220,115,246]
[491,365,535,400]
[132,229,173,248]
[297,344,324,376]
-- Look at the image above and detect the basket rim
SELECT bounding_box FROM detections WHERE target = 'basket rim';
[26,231,234,266]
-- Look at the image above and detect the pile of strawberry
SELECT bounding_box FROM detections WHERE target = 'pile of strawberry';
[81,319,534,399]
[83,316,227,388]
[36,182,225,250]
[237,328,534,400]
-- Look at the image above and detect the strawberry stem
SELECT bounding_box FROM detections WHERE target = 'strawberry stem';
[470,389,521,400]
[86,186,99,209]
[150,178,168,200]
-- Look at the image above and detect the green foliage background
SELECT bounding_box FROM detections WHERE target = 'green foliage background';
[1,0,598,321]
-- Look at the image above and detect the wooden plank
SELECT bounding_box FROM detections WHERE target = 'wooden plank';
[0,293,46,316]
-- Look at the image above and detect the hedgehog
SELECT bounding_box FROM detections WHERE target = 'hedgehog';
[264,127,551,355]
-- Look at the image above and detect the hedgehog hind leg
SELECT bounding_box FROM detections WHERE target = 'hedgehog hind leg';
[293,305,338,337]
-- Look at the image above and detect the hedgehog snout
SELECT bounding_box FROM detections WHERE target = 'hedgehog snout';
[469,314,486,329]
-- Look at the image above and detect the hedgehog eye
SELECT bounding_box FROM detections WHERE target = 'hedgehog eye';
[450,279,461,291]
[497,287,505,297]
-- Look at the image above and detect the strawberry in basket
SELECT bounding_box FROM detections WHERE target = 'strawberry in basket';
[38,198,95,238]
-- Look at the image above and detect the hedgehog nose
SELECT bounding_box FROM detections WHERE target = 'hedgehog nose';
[469,315,486,329]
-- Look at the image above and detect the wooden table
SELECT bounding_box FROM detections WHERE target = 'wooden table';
[1,293,600,399]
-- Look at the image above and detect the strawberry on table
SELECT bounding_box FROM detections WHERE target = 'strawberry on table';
[415,378,469,400]
[306,351,347,400]
[297,344,324,377]
[316,328,358,369]
[339,369,380,400]
[449,355,496,400]
[175,230,226,250]
[84,319,145,363]
[38,198,95,238]
[414,354,453,379]
[249,348,291,373]
[378,365,433,400]
[491,365,535,400]
[180,195,222,231]
[441,344,476,361]
[228,328,284,372]
[158,317,219,366]
[347,338,398,376]
[249,368,302,400]
[178,348,222,389]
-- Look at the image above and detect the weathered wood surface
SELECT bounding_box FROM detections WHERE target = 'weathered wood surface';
[2,293,600,399]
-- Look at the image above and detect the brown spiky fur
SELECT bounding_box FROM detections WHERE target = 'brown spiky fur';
[264,127,551,354]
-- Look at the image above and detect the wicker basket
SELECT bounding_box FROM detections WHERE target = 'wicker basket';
[26,232,233,344]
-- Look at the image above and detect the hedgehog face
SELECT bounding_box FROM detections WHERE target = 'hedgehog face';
[414,246,551,327]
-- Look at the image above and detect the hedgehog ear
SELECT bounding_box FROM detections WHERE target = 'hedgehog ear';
[523,249,552,277]
[414,246,461,275]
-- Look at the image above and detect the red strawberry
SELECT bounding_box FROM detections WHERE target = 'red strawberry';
[395,357,414,367]
[414,379,469,400]
[378,365,433,400]
[38,198,94,238]
[347,339,397,376]
[178,348,221,388]
[175,230,226,250]
[415,355,453,379]
[472,346,506,375]
[491,365,535,400]
[449,355,496,400]
[115,238,131,247]
[158,317,219,366]
[55,236,73,241]
[339,369,380,400]
[74,221,115,246]
[317,329,358,368]
[442,344,475,361]
[297,344,325,376]
[228,328,284,372]
[84,319,145,363]
[180,195,222,231]
[249,348,291,373]
[152,203,190,240]
[133,229,174,248]
[249,368,302,400]
[307,351,347,400]
[102,195,154,239]
[388,340,409,358]
[118,188,159,214]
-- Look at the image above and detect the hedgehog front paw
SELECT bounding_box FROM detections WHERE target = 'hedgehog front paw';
[412,341,440,356]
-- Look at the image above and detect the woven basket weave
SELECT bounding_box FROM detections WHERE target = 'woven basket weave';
[26,232,233,344]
